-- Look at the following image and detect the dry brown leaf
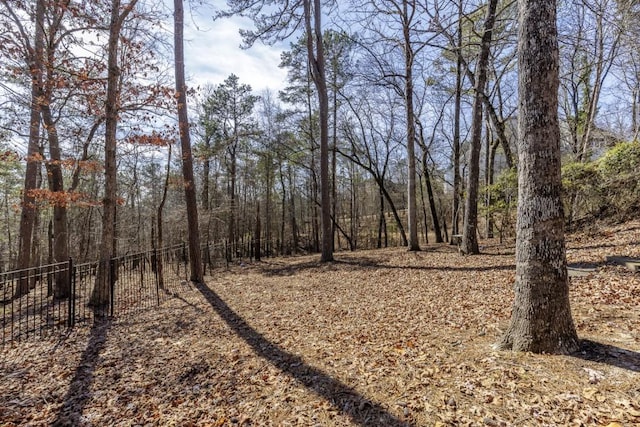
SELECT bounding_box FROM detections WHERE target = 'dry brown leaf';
[1,220,640,426]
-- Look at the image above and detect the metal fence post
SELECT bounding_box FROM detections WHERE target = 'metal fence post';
[153,248,160,306]
[109,258,116,317]
[182,242,187,280]
[225,240,229,269]
[67,258,74,328]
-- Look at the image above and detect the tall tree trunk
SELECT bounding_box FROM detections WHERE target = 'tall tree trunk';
[498,0,578,354]
[279,163,286,255]
[309,143,320,252]
[331,74,338,252]
[304,0,332,261]
[457,52,515,171]
[461,0,498,255]
[403,0,420,251]
[418,174,429,244]
[377,187,386,249]
[632,87,638,140]
[423,161,443,243]
[416,120,443,243]
[287,166,299,253]
[156,144,171,290]
[202,138,211,210]
[484,121,493,239]
[439,196,449,243]
[228,147,237,256]
[265,156,273,257]
[92,0,138,306]
[487,138,500,238]
[254,202,261,261]
[350,169,358,250]
[451,0,463,243]
[15,0,45,297]
[174,0,203,283]
[377,178,408,246]
[41,103,70,298]
[578,9,620,162]
[41,0,70,275]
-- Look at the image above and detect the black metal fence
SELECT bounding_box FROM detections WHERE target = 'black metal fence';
[1,241,229,346]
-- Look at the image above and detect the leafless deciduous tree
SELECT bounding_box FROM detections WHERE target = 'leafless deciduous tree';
[461,0,498,255]
[174,0,203,283]
[92,0,140,306]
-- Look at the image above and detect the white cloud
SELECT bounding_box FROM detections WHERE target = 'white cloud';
[181,5,289,93]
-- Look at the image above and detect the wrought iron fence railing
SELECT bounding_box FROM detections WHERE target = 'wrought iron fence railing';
[1,241,228,346]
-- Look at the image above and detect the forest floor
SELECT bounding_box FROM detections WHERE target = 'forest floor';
[1,221,640,426]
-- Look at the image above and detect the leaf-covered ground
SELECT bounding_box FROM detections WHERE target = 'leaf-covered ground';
[1,222,639,426]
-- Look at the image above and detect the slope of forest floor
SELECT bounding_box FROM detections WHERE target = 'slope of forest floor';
[1,222,640,426]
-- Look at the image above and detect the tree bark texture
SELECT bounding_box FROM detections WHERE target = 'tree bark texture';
[41,103,70,298]
[416,119,443,243]
[451,24,462,242]
[304,0,333,261]
[156,144,172,290]
[92,0,130,306]
[498,0,579,354]
[403,0,420,251]
[15,0,45,297]
[461,0,498,255]
[174,0,203,282]
[254,202,261,261]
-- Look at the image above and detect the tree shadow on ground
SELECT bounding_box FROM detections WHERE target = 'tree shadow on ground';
[567,242,623,251]
[169,292,207,314]
[258,256,514,277]
[567,262,605,269]
[334,258,516,273]
[571,340,640,372]
[194,282,413,427]
[52,316,111,426]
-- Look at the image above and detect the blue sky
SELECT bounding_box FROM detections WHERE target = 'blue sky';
[180,2,289,93]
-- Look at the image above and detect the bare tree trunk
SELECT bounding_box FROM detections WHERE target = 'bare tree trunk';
[15,0,45,297]
[331,77,338,252]
[378,179,408,246]
[418,174,429,244]
[423,161,443,243]
[202,139,211,210]
[304,0,332,261]
[486,138,500,239]
[451,0,463,244]
[461,0,498,255]
[498,0,578,354]
[449,40,514,172]
[416,121,443,243]
[93,0,139,306]
[174,0,203,283]
[156,144,171,290]
[265,156,273,257]
[254,202,261,261]
[439,196,449,243]
[39,0,71,279]
[279,163,286,255]
[377,187,386,248]
[632,87,638,140]
[41,103,70,298]
[309,143,320,252]
[578,8,620,162]
[403,0,420,251]
[228,147,237,256]
[287,165,299,253]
